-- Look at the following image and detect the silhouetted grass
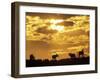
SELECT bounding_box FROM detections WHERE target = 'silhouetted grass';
[26,56,89,67]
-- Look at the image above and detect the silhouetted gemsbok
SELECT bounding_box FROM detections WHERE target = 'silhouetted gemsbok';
[52,54,59,60]
[78,49,84,58]
[69,53,76,59]
[30,54,35,60]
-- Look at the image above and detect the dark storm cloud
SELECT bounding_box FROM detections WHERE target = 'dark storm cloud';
[36,27,57,34]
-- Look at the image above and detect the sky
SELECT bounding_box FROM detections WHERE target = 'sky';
[25,12,90,60]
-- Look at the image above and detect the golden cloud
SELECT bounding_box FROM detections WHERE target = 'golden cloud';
[26,13,90,59]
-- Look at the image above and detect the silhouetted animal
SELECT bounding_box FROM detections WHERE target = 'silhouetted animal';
[69,53,76,58]
[52,54,59,60]
[78,49,84,57]
[30,54,35,60]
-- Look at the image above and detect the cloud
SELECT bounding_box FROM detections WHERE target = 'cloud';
[41,37,52,41]
[26,13,90,59]
[63,29,89,37]
[33,33,40,36]
[26,40,52,59]
[36,27,57,34]
[57,21,74,26]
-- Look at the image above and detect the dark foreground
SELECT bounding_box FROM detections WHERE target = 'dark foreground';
[26,57,89,67]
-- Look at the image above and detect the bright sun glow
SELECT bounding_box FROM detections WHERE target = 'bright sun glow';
[51,50,66,55]
[50,25,64,32]
[50,19,64,24]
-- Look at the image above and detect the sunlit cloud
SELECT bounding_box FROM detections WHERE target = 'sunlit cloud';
[26,13,90,60]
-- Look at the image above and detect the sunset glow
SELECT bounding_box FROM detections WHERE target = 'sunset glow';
[26,13,90,60]
[50,19,64,24]
[50,25,64,32]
